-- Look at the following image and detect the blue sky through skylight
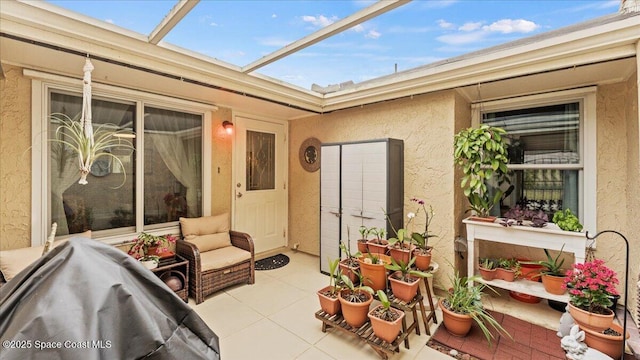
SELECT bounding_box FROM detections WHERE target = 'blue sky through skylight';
[46,0,620,90]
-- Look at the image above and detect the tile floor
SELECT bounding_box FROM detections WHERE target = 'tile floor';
[188,250,562,360]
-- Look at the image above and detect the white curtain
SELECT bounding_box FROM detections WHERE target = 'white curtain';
[51,144,81,235]
[148,133,199,217]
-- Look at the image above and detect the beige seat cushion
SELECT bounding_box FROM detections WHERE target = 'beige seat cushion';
[0,230,91,282]
[180,214,231,252]
[199,246,251,271]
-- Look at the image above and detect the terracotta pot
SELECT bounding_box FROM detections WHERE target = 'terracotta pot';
[439,298,473,337]
[388,244,415,265]
[357,240,369,254]
[469,216,497,223]
[518,260,543,282]
[388,272,420,303]
[317,286,341,316]
[495,268,516,282]
[366,240,389,255]
[358,255,390,291]
[413,250,432,271]
[569,303,615,332]
[338,289,373,328]
[339,259,359,284]
[581,322,629,359]
[478,266,496,281]
[368,305,405,343]
[541,274,566,295]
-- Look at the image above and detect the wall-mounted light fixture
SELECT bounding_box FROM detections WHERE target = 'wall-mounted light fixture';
[222,121,234,135]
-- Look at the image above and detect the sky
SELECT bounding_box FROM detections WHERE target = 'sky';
[46,0,621,90]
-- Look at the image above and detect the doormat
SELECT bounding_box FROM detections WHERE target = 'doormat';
[255,254,290,270]
[426,310,568,360]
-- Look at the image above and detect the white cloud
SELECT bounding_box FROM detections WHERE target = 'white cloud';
[302,15,337,28]
[437,19,454,29]
[459,21,483,32]
[272,14,277,18]
[482,19,539,34]
[352,24,365,33]
[209,22,219,27]
[365,30,381,39]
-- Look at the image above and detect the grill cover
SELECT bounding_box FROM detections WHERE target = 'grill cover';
[0,237,220,360]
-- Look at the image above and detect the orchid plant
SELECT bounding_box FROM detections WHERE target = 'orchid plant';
[563,258,619,314]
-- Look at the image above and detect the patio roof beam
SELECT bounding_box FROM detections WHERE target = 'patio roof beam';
[241,0,410,74]
[148,0,200,45]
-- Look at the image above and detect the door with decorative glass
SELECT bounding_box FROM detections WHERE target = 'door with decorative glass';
[233,116,287,254]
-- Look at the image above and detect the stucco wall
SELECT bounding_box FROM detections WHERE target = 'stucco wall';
[289,91,460,291]
[0,65,31,250]
[598,75,639,324]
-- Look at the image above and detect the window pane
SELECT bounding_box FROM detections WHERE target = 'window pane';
[499,169,579,218]
[50,92,136,235]
[246,130,275,191]
[144,107,202,225]
[483,103,580,165]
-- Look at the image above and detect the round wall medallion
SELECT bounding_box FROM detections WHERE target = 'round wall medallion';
[299,137,321,172]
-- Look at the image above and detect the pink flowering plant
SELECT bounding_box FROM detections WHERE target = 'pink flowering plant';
[409,197,437,255]
[563,258,619,314]
[127,232,177,260]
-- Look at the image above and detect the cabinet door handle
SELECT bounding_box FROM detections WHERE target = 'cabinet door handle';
[329,211,341,218]
[352,214,374,220]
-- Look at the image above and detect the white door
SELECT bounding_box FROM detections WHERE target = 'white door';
[233,116,287,254]
[320,145,341,273]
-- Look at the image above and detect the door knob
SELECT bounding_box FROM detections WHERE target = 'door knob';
[236,192,243,198]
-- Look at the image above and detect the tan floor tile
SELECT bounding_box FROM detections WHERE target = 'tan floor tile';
[190,292,262,339]
[222,318,311,359]
[295,347,335,360]
[270,293,330,344]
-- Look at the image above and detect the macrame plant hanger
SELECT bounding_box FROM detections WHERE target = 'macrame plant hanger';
[78,56,95,185]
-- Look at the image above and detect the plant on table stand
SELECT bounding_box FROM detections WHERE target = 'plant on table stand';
[338,272,374,328]
[478,257,497,281]
[358,252,389,292]
[495,258,520,282]
[386,256,431,303]
[317,257,343,315]
[367,227,388,255]
[409,197,437,270]
[453,124,510,220]
[368,290,405,343]
[339,240,361,284]
[526,245,567,295]
[552,209,583,232]
[357,225,372,253]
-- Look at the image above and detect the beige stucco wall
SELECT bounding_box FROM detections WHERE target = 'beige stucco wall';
[289,90,461,291]
[598,75,639,324]
[0,64,233,250]
[0,65,32,250]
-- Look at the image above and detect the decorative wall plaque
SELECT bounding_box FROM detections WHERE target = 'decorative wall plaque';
[299,137,321,172]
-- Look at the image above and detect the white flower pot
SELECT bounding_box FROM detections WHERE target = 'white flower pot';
[140,260,158,270]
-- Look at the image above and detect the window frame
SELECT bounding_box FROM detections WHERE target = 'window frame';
[29,70,213,246]
[471,87,597,233]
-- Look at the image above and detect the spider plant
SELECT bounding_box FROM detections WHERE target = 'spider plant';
[50,112,134,188]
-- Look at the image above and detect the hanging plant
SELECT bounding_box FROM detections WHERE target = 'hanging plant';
[50,112,134,187]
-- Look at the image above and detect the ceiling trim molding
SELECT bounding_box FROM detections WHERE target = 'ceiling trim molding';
[148,0,200,45]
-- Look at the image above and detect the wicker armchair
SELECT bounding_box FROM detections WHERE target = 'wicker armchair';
[177,214,255,304]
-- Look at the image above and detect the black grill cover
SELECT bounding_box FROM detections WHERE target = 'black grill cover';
[0,238,220,360]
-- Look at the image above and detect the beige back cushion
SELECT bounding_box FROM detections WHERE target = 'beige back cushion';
[180,214,231,252]
[0,230,92,282]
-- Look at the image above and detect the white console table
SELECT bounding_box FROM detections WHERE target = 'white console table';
[464,218,589,302]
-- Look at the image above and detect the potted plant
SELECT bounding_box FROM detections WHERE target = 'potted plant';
[358,252,390,292]
[552,209,583,232]
[409,197,437,271]
[317,258,343,315]
[526,246,567,295]
[387,228,415,266]
[139,255,160,269]
[338,273,374,328]
[368,290,405,343]
[357,225,371,253]
[564,258,618,332]
[499,204,548,228]
[495,258,520,282]
[386,256,430,303]
[453,124,510,220]
[478,257,496,281]
[367,227,388,255]
[339,241,361,284]
[128,232,177,260]
[439,272,510,345]
[580,323,630,359]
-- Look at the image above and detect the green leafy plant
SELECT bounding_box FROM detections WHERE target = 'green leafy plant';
[139,254,160,263]
[325,257,342,297]
[358,225,371,244]
[479,257,496,270]
[339,240,361,266]
[525,245,566,277]
[385,257,431,282]
[368,227,387,244]
[453,124,510,218]
[409,197,437,254]
[552,209,583,232]
[443,272,511,346]
[50,113,134,187]
[371,290,401,322]
[340,272,374,303]
[127,232,177,259]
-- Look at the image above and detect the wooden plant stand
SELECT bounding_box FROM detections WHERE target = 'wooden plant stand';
[315,278,438,359]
